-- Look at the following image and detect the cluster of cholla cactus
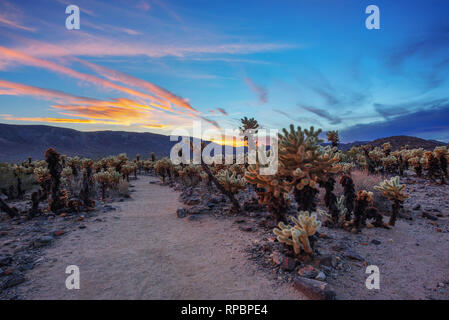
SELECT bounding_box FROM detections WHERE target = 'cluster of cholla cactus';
[154,158,173,183]
[0,162,34,200]
[177,164,202,187]
[278,125,342,212]
[1,149,160,219]
[245,161,291,222]
[94,168,122,199]
[374,176,409,226]
[273,211,321,256]
[215,169,247,195]
[244,125,342,223]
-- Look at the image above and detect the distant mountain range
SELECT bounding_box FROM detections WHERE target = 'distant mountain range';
[333,136,446,151]
[0,123,177,162]
[0,123,446,162]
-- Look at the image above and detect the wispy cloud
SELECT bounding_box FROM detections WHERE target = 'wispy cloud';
[0,80,185,127]
[300,105,342,125]
[78,59,196,112]
[0,1,35,32]
[0,46,201,113]
[245,77,268,105]
[12,37,296,59]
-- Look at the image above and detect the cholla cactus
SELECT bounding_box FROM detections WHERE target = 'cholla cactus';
[381,155,398,174]
[245,162,290,222]
[66,156,81,177]
[278,125,341,212]
[154,158,172,183]
[374,176,408,226]
[120,161,137,182]
[353,190,373,231]
[79,158,95,208]
[215,169,246,194]
[94,168,121,199]
[434,146,448,183]
[423,151,440,182]
[382,142,392,156]
[326,130,339,148]
[273,211,321,255]
[178,164,201,186]
[45,148,65,213]
[408,156,425,177]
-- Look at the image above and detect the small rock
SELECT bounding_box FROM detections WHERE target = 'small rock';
[280,256,296,271]
[343,249,364,262]
[293,277,336,300]
[315,271,326,281]
[53,230,65,236]
[239,225,253,232]
[188,215,202,222]
[271,252,284,265]
[297,265,318,278]
[188,205,208,215]
[176,208,187,218]
[79,225,86,229]
[413,204,421,210]
[422,212,438,221]
[1,274,26,289]
[314,255,337,268]
[34,236,53,247]
[185,197,200,205]
[371,239,381,245]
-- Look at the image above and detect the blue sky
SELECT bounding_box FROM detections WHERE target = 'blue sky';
[0,0,449,142]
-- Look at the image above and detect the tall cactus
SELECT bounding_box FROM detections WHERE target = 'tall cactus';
[374,176,408,226]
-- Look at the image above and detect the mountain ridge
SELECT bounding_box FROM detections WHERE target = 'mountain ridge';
[0,123,446,162]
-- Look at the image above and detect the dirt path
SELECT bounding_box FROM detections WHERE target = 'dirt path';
[16,176,302,300]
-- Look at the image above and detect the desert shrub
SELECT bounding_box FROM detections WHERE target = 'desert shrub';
[333,169,390,213]
[0,162,36,199]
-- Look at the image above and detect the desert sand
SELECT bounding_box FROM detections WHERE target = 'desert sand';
[15,176,303,300]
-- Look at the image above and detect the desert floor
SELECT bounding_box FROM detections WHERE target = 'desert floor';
[13,176,302,300]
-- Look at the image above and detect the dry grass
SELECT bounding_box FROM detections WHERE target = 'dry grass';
[333,169,391,213]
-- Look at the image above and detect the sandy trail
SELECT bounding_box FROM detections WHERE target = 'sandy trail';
[17,176,302,300]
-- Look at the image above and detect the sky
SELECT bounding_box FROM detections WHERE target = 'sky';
[1,0,449,143]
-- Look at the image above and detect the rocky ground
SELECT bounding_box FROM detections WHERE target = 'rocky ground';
[173,174,449,300]
[1,173,448,300]
[0,195,122,299]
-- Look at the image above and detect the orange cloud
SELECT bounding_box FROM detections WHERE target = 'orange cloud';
[79,59,197,112]
[0,46,176,112]
[2,116,124,125]
[0,80,190,128]
[0,16,35,32]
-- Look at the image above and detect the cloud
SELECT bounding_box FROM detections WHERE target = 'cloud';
[13,37,295,59]
[217,108,228,115]
[0,79,189,127]
[245,77,268,105]
[340,103,449,142]
[387,25,449,67]
[78,59,197,112]
[300,105,342,125]
[374,98,449,119]
[136,0,151,12]
[199,116,221,129]
[0,16,35,32]
[0,46,199,113]
[310,86,340,106]
[0,1,35,32]
[274,109,322,126]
